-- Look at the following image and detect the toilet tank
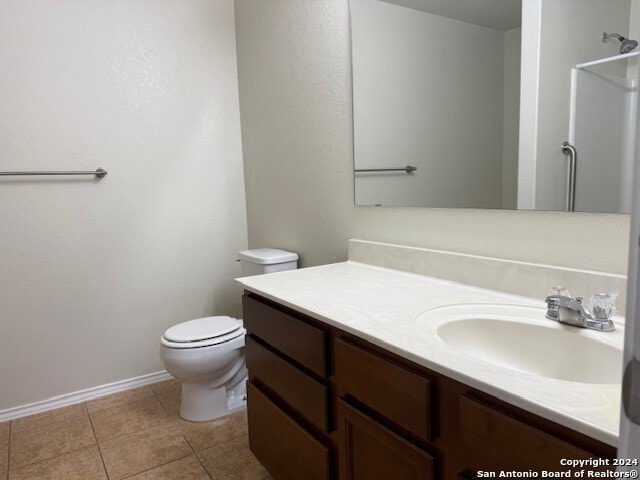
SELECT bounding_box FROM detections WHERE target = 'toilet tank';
[238,248,298,277]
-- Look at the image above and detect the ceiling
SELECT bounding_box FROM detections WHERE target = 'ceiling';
[379,0,522,31]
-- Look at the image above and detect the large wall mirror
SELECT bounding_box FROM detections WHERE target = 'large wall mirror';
[351,0,639,213]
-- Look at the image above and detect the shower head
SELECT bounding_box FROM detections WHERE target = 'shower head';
[603,32,638,54]
[622,38,639,54]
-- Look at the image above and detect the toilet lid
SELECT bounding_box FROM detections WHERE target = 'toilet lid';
[163,316,241,343]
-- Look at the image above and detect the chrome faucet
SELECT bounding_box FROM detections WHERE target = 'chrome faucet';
[545,293,616,332]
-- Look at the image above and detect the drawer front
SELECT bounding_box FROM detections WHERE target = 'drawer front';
[459,396,613,473]
[247,382,330,480]
[338,399,434,480]
[243,295,327,377]
[335,338,432,441]
[246,335,329,433]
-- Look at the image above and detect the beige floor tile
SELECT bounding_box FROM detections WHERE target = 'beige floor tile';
[0,421,9,473]
[8,445,107,480]
[90,396,171,442]
[86,386,155,414]
[199,436,269,480]
[178,411,247,452]
[125,454,210,480]
[150,378,180,396]
[9,415,96,470]
[11,403,87,434]
[100,423,191,480]
[157,386,182,417]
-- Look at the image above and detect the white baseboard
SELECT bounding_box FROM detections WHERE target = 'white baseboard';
[0,370,173,423]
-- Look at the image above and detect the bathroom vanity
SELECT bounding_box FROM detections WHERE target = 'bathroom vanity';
[237,241,625,480]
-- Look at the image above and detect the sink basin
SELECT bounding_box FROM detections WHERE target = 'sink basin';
[414,304,623,385]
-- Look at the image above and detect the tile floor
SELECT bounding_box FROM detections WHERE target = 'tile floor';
[0,379,272,480]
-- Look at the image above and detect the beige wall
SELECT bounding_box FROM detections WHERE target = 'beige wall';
[235,0,630,274]
[0,0,247,410]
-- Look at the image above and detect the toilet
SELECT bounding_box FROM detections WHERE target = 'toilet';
[159,248,298,422]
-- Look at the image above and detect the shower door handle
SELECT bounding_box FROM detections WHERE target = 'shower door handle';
[561,142,577,212]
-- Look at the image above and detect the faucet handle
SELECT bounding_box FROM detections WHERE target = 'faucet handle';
[548,286,571,297]
[589,293,617,321]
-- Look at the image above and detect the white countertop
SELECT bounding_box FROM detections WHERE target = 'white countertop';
[236,261,623,447]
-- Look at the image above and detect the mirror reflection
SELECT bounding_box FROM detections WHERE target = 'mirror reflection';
[351,0,639,213]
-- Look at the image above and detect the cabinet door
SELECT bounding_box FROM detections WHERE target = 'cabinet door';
[458,396,614,475]
[335,338,432,441]
[337,399,434,480]
[247,382,330,480]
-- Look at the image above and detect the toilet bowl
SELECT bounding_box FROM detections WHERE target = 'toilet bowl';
[159,248,298,421]
[159,316,247,422]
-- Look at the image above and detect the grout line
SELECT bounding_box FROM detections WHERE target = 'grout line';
[119,454,192,480]
[85,403,110,480]
[6,381,182,480]
[7,407,95,471]
[87,394,175,445]
[152,383,178,417]
[6,421,11,480]
[95,420,194,478]
[151,385,213,480]
[92,383,193,478]
[7,444,96,475]
[8,407,87,437]
[85,387,156,416]
[153,380,263,479]
[152,389,171,416]
[180,433,213,480]
[196,434,249,454]
[93,423,174,449]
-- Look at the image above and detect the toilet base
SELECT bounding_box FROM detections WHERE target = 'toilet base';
[179,376,247,422]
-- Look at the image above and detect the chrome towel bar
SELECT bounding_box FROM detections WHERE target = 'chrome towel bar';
[0,168,108,178]
[355,165,417,174]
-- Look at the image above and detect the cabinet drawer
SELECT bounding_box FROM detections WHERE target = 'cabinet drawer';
[338,399,434,480]
[335,338,432,441]
[459,396,613,473]
[243,295,327,377]
[246,335,329,433]
[247,382,330,480]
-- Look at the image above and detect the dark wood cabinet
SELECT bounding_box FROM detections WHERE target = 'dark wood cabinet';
[247,382,330,480]
[335,338,432,441]
[243,294,327,377]
[242,292,616,480]
[337,399,434,480]
[458,396,612,476]
[243,294,335,479]
[245,335,329,433]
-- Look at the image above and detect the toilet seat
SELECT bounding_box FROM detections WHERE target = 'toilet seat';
[161,316,244,349]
